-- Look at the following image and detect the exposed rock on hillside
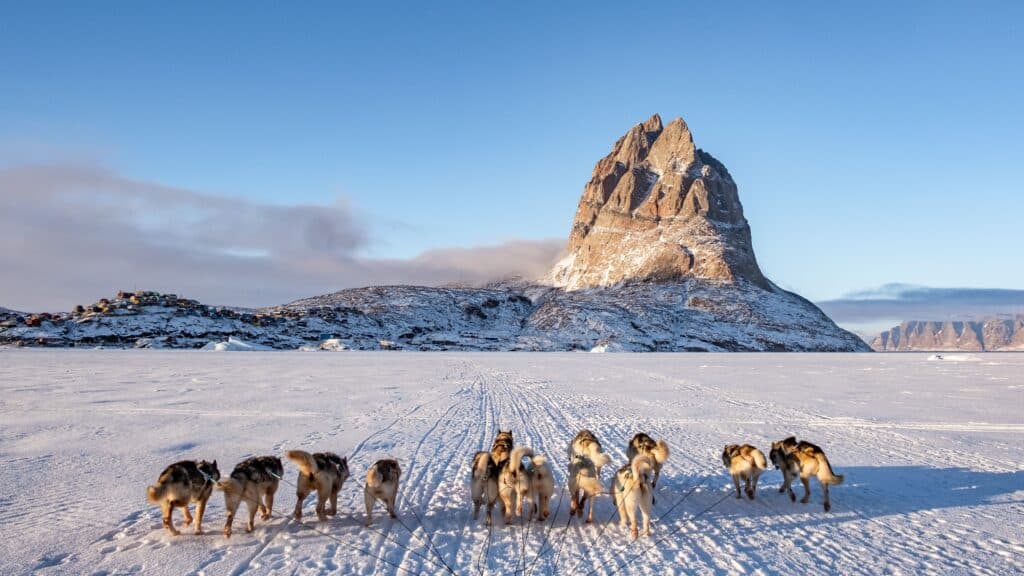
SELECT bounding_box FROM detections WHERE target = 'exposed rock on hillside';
[872,317,1024,351]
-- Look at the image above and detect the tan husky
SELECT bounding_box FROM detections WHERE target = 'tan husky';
[611,454,655,539]
[215,456,283,537]
[470,451,499,525]
[491,430,514,466]
[568,454,603,523]
[771,437,844,511]
[722,444,767,500]
[499,446,553,523]
[365,459,402,526]
[569,430,612,477]
[146,459,220,536]
[286,450,350,521]
[627,433,670,489]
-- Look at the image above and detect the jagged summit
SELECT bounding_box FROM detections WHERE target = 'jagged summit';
[552,114,768,290]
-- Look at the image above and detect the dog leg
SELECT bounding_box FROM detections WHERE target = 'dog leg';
[315,488,328,522]
[746,475,756,500]
[640,497,651,537]
[293,481,308,521]
[364,489,375,527]
[262,487,275,521]
[246,498,258,533]
[822,482,831,512]
[616,493,627,527]
[628,505,638,540]
[732,474,742,499]
[388,489,398,519]
[195,497,207,535]
[181,503,194,527]
[800,475,811,504]
[328,486,339,517]
[223,499,235,538]
[161,502,180,536]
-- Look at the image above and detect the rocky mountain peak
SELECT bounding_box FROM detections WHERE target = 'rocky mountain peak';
[552,114,768,291]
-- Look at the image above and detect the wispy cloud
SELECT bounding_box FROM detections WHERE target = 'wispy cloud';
[0,163,563,311]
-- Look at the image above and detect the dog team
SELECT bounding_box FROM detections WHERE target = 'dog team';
[146,432,841,539]
[146,451,400,537]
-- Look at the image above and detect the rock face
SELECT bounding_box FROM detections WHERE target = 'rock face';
[872,317,1024,351]
[0,114,868,352]
[552,114,768,290]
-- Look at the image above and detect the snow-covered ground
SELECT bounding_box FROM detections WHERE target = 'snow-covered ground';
[1,351,1021,575]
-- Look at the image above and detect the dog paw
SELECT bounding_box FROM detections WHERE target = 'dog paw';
[223,529,231,538]
[800,498,809,504]
[789,493,796,502]
[824,503,831,512]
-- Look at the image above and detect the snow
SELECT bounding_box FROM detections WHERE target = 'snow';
[1,351,1021,575]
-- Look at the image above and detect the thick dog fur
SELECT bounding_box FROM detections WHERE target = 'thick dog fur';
[147,459,221,536]
[470,451,499,524]
[722,444,768,500]
[771,436,844,511]
[499,446,552,523]
[215,456,283,538]
[286,450,350,522]
[569,430,612,478]
[611,454,655,539]
[568,454,603,523]
[365,459,401,526]
[491,430,514,466]
[627,433,670,489]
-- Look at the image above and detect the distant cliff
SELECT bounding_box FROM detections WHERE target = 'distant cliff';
[872,316,1024,351]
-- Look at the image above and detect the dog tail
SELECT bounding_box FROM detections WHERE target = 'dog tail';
[215,477,242,494]
[367,464,383,488]
[752,448,768,471]
[146,484,166,503]
[471,451,493,481]
[632,454,655,492]
[509,446,535,471]
[815,453,844,485]
[651,439,670,465]
[586,445,612,469]
[286,450,317,476]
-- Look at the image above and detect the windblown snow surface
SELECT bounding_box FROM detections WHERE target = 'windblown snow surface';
[1,351,1021,575]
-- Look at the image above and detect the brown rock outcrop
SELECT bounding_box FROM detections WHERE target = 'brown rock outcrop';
[552,114,768,290]
[871,316,1024,351]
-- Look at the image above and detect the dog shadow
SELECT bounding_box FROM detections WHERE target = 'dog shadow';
[680,466,1024,524]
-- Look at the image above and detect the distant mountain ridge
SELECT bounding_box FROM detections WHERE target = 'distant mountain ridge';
[0,115,867,352]
[872,316,1024,351]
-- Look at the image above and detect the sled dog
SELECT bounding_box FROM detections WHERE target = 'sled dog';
[146,459,220,536]
[568,454,603,523]
[569,429,612,477]
[627,433,670,488]
[215,456,283,537]
[491,430,514,466]
[286,450,350,521]
[771,436,844,511]
[722,444,767,500]
[470,451,499,524]
[364,458,402,526]
[499,446,553,522]
[611,454,655,539]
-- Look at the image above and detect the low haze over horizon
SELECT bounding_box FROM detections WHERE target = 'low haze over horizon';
[2,2,1022,336]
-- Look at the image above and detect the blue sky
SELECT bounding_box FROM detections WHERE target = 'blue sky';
[1,1,1022,314]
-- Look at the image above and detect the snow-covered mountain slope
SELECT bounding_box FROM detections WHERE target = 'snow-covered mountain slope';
[0,283,868,351]
[1,352,1020,575]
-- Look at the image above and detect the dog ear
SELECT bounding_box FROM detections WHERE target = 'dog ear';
[783,436,796,444]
